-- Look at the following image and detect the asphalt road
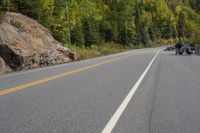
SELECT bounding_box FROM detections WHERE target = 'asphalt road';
[0,48,200,133]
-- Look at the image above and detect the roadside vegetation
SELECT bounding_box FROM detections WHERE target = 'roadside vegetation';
[68,39,175,60]
[0,0,200,60]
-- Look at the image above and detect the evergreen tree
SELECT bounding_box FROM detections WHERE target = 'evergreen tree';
[0,0,200,46]
[83,18,100,46]
[71,23,85,45]
[0,0,13,12]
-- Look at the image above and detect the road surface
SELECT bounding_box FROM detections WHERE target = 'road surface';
[0,48,200,133]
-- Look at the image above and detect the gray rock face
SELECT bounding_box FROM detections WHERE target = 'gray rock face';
[0,12,76,73]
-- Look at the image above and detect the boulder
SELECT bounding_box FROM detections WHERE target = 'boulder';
[0,56,12,73]
[0,12,76,73]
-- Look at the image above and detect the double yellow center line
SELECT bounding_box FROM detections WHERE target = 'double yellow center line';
[0,55,129,96]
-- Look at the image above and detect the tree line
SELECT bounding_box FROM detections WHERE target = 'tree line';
[0,0,200,47]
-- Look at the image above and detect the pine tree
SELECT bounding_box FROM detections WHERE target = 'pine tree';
[0,0,13,12]
[0,0,200,46]
[83,18,100,46]
[71,23,85,45]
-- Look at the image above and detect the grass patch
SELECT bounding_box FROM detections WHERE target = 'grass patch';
[66,39,177,61]
[67,43,127,60]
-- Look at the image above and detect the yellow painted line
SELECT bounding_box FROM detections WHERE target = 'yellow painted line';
[0,55,129,96]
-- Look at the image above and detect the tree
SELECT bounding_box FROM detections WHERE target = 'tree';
[83,18,100,46]
[0,0,199,46]
[0,0,13,12]
[71,23,85,45]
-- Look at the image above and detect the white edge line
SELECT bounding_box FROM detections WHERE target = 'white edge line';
[101,50,160,133]
[0,48,161,79]
[0,50,133,79]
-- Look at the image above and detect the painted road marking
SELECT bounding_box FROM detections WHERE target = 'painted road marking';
[0,50,132,79]
[0,55,129,96]
[101,50,160,133]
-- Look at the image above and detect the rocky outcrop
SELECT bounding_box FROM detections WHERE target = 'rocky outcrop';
[0,57,12,73]
[0,12,76,73]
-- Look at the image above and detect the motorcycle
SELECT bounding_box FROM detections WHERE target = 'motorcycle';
[175,44,193,55]
[185,44,192,55]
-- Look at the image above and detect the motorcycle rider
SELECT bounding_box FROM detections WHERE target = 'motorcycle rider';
[175,42,183,55]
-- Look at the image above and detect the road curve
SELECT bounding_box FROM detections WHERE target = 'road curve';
[1,47,200,133]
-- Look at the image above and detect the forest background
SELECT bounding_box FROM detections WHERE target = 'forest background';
[1,0,200,59]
